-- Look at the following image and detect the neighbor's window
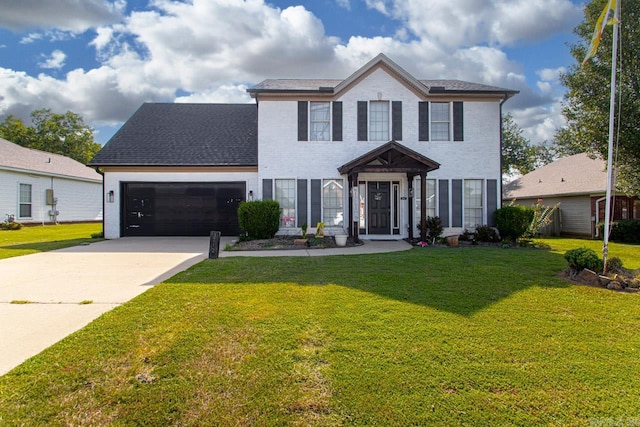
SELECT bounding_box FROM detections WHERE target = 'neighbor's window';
[19,183,32,218]
[415,179,437,222]
[464,179,483,228]
[431,102,450,141]
[275,179,296,227]
[310,102,330,141]
[369,101,389,141]
[323,179,343,226]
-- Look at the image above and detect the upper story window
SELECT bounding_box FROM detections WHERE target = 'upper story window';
[19,183,32,218]
[419,101,464,142]
[369,101,389,141]
[298,101,342,142]
[431,103,450,141]
[310,102,330,141]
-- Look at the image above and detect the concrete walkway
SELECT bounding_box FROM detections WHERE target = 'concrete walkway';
[0,237,411,375]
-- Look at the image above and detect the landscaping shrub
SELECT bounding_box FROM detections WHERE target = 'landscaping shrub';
[564,247,604,273]
[494,205,534,242]
[416,216,443,242]
[1,221,22,231]
[237,200,280,239]
[606,256,624,273]
[474,225,500,243]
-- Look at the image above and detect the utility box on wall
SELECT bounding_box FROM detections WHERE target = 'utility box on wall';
[46,189,55,205]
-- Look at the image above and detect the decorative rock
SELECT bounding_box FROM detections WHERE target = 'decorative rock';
[577,268,600,286]
[294,239,308,246]
[598,275,613,286]
[607,281,624,291]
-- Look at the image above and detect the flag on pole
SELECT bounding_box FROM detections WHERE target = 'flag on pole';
[582,0,618,65]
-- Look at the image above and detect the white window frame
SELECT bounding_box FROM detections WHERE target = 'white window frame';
[275,179,296,228]
[369,101,389,141]
[414,179,437,222]
[322,179,344,227]
[464,179,484,228]
[431,102,450,141]
[310,102,331,141]
[18,183,32,219]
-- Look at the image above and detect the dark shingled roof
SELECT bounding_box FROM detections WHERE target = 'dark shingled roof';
[89,103,258,167]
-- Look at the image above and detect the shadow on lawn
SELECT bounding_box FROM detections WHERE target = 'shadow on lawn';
[166,247,572,317]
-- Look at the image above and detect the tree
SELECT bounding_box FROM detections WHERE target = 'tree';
[0,109,101,165]
[501,113,551,178]
[556,0,640,194]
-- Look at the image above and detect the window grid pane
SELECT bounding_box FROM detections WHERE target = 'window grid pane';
[275,179,296,227]
[464,179,483,228]
[323,179,343,226]
[369,101,389,141]
[310,102,330,141]
[431,102,450,141]
[415,179,437,220]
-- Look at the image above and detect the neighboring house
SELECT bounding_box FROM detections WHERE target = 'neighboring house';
[89,53,517,239]
[503,153,640,237]
[0,138,103,224]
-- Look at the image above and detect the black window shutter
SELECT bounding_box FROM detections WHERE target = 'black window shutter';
[332,101,342,141]
[392,101,402,141]
[297,179,307,227]
[486,179,498,226]
[438,180,449,227]
[298,101,308,141]
[262,179,273,200]
[310,179,322,225]
[452,179,463,227]
[453,102,464,141]
[357,101,368,141]
[419,102,429,141]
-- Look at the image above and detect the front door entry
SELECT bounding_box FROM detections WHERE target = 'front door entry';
[368,181,390,234]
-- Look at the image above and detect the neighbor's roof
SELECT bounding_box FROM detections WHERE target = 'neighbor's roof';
[503,153,608,199]
[248,53,518,98]
[89,103,258,167]
[0,138,102,182]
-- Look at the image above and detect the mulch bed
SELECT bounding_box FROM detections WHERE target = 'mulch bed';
[227,236,362,251]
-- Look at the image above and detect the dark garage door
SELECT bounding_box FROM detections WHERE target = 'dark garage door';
[122,182,245,236]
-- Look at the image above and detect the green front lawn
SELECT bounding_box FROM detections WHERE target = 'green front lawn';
[1,245,638,425]
[0,223,102,259]
[537,237,640,270]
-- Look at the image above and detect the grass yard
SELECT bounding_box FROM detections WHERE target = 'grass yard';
[1,245,639,426]
[536,237,640,270]
[0,222,102,259]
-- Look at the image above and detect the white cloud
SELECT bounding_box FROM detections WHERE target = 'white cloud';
[39,50,67,69]
[537,67,565,82]
[336,0,351,10]
[0,0,124,32]
[380,0,582,47]
[0,0,576,146]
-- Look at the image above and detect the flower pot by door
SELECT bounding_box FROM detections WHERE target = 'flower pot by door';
[335,235,347,246]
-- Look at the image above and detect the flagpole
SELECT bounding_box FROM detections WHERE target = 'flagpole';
[602,0,620,273]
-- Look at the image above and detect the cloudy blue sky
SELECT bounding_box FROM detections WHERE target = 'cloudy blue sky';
[0,0,586,145]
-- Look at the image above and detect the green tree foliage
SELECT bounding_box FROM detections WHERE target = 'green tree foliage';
[501,113,553,178]
[556,0,640,194]
[0,109,101,165]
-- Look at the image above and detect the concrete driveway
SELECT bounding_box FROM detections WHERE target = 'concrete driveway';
[0,237,209,376]
[0,236,411,376]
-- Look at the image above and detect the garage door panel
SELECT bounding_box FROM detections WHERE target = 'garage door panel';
[123,182,245,236]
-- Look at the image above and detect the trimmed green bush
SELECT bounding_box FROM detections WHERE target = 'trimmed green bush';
[1,221,23,231]
[606,256,624,273]
[494,205,534,242]
[474,225,500,243]
[564,247,604,273]
[237,200,280,239]
[604,220,640,244]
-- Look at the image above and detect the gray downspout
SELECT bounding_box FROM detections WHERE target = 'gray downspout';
[94,167,105,237]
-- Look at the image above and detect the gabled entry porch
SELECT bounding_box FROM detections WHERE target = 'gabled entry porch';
[338,141,440,242]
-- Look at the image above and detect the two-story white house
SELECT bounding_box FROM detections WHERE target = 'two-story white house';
[90,54,517,240]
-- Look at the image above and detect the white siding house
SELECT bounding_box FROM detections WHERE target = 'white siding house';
[0,138,102,224]
[90,54,517,240]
